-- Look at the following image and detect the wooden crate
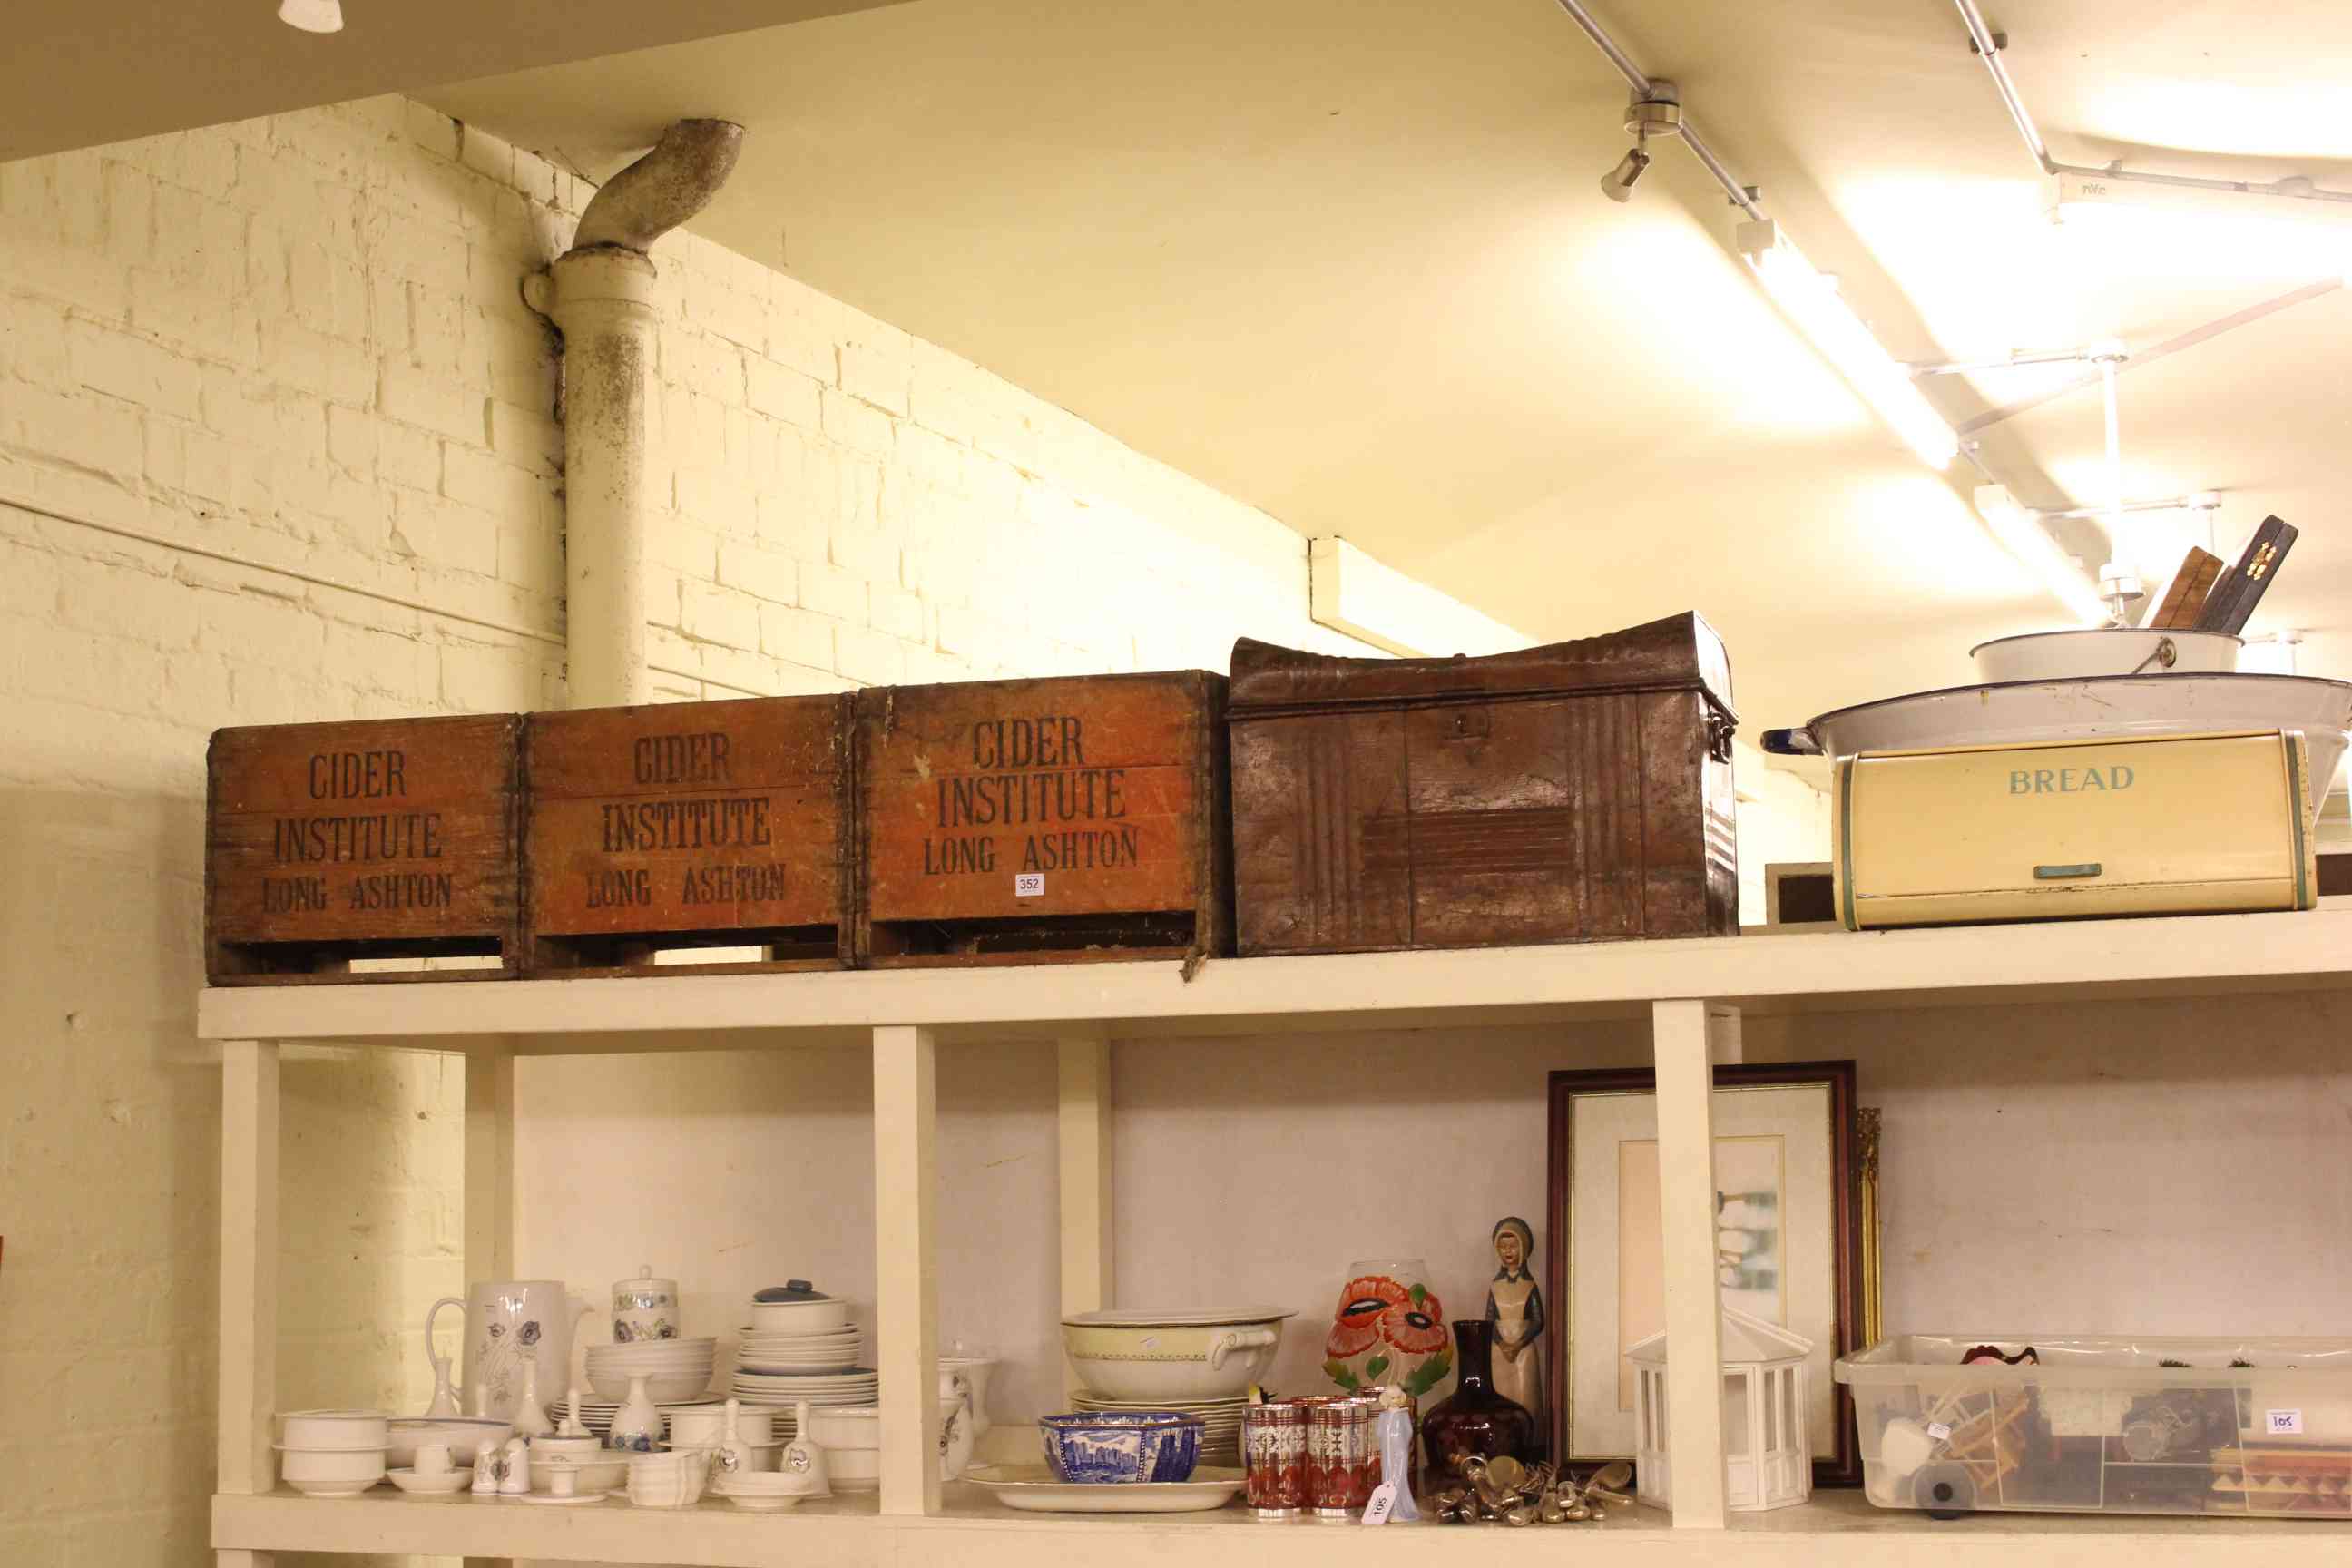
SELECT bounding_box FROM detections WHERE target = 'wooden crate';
[524,695,854,975]
[206,713,522,984]
[854,671,1231,966]
[1227,612,1739,955]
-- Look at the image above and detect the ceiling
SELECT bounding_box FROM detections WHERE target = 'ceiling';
[0,0,901,162]
[15,0,2348,746]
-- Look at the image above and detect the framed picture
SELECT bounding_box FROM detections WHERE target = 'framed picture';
[1544,1060,1870,1487]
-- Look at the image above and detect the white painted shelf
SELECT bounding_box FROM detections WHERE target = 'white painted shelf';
[196,905,2352,1049]
[211,1485,2351,1566]
[206,910,2352,1564]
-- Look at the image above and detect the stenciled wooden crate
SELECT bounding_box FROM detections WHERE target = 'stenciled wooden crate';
[524,695,855,975]
[1227,612,1739,956]
[206,713,523,984]
[853,671,1231,967]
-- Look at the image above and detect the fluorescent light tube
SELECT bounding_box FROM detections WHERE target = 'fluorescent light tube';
[1974,485,2109,626]
[1736,220,1959,471]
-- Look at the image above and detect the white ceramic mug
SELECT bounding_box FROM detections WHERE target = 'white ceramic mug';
[549,1465,578,1498]
[413,1442,452,1477]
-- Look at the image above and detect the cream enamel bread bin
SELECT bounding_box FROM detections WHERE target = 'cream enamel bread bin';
[1764,672,2352,797]
[1060,1308,1295,1402]
[1833,730,2317,930]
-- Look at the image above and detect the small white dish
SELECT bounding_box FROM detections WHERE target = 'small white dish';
[387,1467,473,1496]
[511,1488,614,1505]
[964,1463,1245,1514]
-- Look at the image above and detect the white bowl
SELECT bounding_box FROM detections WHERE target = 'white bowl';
[387,1416,511,1468]
[279,1410,390,1450]
[1059,1308,1294,1402]
[803,1407,880,1450]
[586,1372,713,1404]
[749,1298,852,1334]
[528,1433,605,1462]
[279,1446,387,1494]
[387,1466,473,1496]
[1971,627,2239,683]
[828,1447,880,1490]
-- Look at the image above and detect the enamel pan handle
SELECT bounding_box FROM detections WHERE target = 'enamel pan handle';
[1760,727,1821,756]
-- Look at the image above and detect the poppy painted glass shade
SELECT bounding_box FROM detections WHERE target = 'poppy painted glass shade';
[1321,1259,1451,1399]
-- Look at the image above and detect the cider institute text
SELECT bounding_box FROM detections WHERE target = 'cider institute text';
[923,716,1141,876]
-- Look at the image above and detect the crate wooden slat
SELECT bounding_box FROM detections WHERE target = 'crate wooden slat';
[206,713,522,984]
[853,671,1231,966]
[524,695,854,975]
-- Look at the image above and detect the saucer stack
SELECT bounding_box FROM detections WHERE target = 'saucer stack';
[1068,1392,1245,1465]
[728,1368,880,1433]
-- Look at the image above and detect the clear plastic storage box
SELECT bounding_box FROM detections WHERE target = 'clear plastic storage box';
[1837,1336,2352,1518]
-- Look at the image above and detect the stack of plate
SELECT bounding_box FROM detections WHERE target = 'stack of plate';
[1070,1392,1245,1464]
[736,1324,863,1375]
[728,1367,880,1431]
[584,1337,717,1404]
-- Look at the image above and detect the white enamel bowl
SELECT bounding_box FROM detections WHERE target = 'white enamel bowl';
[713,1472,811,1511]
[1765,672,2352,793]
[1970,628,2239,683]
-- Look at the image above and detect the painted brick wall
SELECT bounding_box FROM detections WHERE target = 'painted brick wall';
[0,93,1367,1566]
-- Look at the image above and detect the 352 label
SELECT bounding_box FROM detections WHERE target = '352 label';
[1014,873,1045,897]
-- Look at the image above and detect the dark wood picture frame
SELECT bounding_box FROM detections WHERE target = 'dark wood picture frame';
[1545,1059,1864,1489]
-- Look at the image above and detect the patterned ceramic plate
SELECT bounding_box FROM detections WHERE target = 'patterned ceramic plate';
[963,1465,1245,1514]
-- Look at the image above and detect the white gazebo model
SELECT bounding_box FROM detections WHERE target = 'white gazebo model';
[1627,1303,1814,1513]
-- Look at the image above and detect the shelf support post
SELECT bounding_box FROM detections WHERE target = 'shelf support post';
[463,1041,515,1568]
[1652,998,1730,1529]
[217,1039,279,1568]
[873,1024,941,1515]
[1056,1028,1113,1396]
[464,1043,516,1280]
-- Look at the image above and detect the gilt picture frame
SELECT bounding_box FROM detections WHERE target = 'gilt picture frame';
[1544,1060,1871,1487]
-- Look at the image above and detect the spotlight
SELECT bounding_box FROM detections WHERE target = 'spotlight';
[1601,80,1681,207]
[1602,146,1651,202]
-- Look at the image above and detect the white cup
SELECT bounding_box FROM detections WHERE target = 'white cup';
[414,1442,452,1477]
[550,1465,578,1498]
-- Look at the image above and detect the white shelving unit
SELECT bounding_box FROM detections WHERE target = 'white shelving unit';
[205,906,2352,1567]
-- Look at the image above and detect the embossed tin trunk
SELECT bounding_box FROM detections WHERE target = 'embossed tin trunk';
[1226,612,1738,956]
[1834,729,2316,930]
[523,695,855,974]
[206,713,523,983]
[853,671,1231,965]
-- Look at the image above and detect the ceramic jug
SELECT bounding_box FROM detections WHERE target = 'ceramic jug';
[425,1280,590,1423]
[938,1369,976,1481]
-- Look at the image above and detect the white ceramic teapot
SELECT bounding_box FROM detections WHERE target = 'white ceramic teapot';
[424,1281,592,1423]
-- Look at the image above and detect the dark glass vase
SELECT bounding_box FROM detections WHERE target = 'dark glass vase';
[1419,1318,1538,1494]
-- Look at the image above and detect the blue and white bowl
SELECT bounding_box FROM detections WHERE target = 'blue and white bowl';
[1037,1412,1205,1484]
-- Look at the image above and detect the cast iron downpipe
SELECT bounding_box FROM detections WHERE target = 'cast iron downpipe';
[524,119,744,709]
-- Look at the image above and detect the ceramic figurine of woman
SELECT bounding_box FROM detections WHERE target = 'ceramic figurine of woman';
[1485,1216,1546,1455]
